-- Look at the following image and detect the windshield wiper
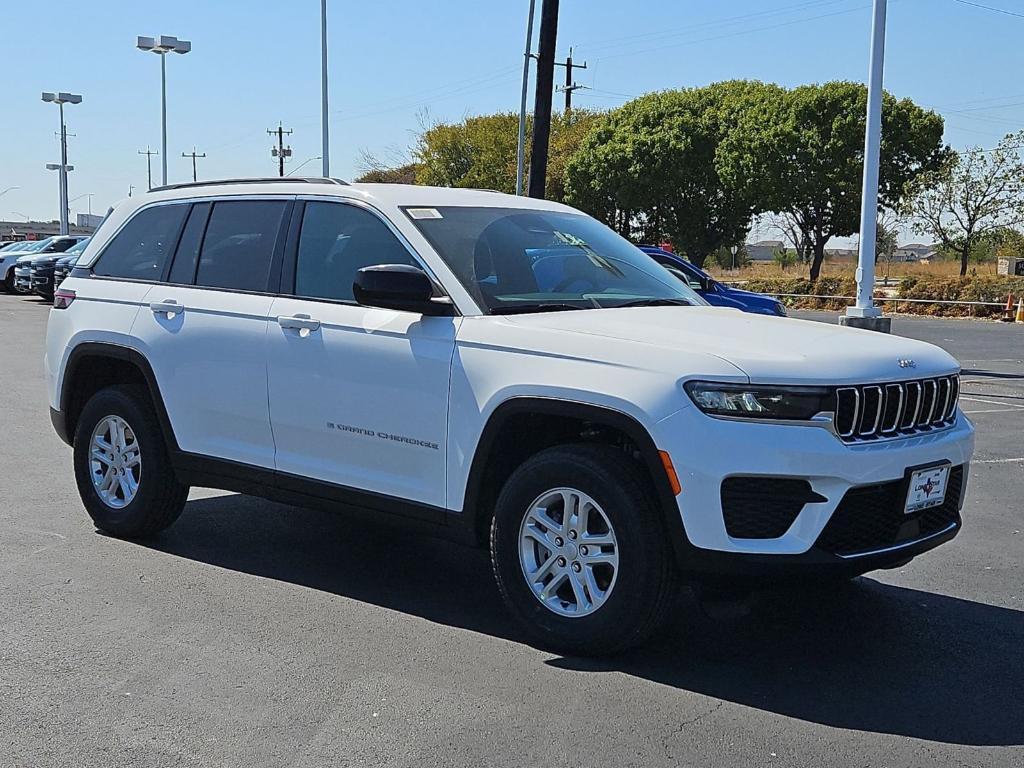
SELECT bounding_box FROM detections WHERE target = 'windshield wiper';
[490,303,592,315]
[605,298,694,308]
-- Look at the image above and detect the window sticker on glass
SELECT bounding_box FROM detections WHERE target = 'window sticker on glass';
[406,208,443,220]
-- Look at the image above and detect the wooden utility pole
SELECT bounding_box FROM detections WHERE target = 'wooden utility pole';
[181,147,206,182]
[528,0,559,199]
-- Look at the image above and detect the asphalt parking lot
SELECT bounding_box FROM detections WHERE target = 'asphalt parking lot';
[1,295,1021,768]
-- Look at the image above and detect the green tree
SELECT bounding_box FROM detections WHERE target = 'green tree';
[773,248,797,271]
[354,163,421,184]
[732,82,947,280]
[566,81,785,268]
[907,132,1024,276]
[414,110,602,201]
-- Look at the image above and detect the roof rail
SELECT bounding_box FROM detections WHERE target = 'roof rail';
[148,177,349,193]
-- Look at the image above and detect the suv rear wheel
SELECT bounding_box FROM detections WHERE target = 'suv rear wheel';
[73,385,188,538]
[490,444,677,655]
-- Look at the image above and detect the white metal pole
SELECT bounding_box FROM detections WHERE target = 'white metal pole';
[58,102,69,235]
[321,0,330,177]
[848,0,887,319]
[516,0,537,196]
[160,52,168,185]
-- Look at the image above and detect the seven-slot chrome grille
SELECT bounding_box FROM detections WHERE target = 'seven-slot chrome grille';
[834,375,959,442]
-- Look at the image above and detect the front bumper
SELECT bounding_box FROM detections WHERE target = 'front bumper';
[14,268,32,291]
[652,405,975,579]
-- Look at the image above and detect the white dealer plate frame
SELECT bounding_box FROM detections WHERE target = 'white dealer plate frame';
[904,463,951,514]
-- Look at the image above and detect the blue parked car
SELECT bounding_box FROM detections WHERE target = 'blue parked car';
[639,245,786,316]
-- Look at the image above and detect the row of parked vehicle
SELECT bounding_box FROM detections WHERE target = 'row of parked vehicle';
[0,235,91,299]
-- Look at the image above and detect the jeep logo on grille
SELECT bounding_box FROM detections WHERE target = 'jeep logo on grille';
[898,359,917,369]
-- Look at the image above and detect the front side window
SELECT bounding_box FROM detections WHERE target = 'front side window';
[93,205,188,281]
[406,207,703,313]
[294,201,418,302]
[195,200,288,292]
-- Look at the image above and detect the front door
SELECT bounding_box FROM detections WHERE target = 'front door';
[266,200,458,509]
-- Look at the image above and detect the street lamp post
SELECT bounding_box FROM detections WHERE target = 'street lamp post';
[136,35,191,186]
[842,0,890,333]
[320,0,330,177]
[516,0,538,196]
[41,92,81,235]
[45,163,74,230]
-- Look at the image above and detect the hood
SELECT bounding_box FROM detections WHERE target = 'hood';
[502,306,958,385]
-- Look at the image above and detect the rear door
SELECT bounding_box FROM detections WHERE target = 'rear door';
[266,199,458,509]
[132,198,292,468]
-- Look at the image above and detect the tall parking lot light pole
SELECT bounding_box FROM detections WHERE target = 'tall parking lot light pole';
[137,35,191,186]
[842,0,890,332]
[45,163,74,231]
[320,0,330,178]
[516,0,537,196]
[41,92,81,235]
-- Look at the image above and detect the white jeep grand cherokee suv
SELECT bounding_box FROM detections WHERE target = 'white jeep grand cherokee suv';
[46,178,975,654]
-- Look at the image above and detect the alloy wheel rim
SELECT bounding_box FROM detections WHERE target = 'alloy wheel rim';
[89,415,141,509]
[518,487,619,618]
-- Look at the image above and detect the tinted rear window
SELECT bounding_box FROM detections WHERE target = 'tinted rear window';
[195,201,288,292]
[93,205,187,281]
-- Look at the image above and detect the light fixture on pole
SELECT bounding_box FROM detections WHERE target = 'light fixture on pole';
[320,0,330,177]
[41,92,82,235]
[136,35,191,186]
[842,0,890,333]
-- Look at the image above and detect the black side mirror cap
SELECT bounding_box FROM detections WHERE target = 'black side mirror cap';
[353,264,454,316]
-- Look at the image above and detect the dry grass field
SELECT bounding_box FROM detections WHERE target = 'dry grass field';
[705,258,994,283]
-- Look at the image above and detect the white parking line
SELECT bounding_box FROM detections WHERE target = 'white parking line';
[960,396,1024,409]
[974,457,1024,464]
[961,408,1021,414]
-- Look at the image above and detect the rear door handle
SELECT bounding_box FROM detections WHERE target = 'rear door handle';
[150,299,183,317]
[277,314,320,332]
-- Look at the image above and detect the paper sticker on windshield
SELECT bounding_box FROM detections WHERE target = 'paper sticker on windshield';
[407,208,443,220]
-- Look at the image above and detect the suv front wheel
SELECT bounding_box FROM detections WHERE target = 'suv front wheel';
[73,385,189,538]
[490,444,677,655]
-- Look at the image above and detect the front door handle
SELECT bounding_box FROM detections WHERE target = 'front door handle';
[150,299,183,318]
[277,314,321,332]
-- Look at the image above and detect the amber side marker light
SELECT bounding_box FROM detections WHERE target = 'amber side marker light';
[53,288,76,309]
[659,450,682,496]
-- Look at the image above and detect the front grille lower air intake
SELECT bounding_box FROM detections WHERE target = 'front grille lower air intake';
[834,375,959,442]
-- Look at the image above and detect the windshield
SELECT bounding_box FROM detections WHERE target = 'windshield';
[0,242,23,252]
[63,238,89,256]
[23,238,53,252]
[406,207,705,313]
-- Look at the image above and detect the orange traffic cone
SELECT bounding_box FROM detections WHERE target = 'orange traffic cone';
[1017,299,1024,323]
[1003,293,1016,322]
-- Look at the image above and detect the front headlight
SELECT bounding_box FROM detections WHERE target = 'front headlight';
[684,381,832,420]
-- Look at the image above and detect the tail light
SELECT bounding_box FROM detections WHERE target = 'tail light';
[53,288,76,309]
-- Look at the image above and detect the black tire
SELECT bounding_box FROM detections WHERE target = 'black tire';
[2,269,14,293]
[490,443,677,656]
[73,385,188,538]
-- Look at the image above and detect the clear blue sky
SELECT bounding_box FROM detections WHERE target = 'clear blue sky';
[2,0,1022,232]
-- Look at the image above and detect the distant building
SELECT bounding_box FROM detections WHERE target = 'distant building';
[76,213,104,228]
[746,240,785,261]
[891,243,938,262]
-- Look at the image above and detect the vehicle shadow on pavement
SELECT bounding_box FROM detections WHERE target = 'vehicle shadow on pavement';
[148,493,1022,748]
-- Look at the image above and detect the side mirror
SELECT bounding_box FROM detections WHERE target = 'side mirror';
[353,264,452,315]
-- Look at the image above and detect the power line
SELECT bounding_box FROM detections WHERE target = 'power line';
[267,122,294,177]
[952,0,1024,19]
[181,147,206,182]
